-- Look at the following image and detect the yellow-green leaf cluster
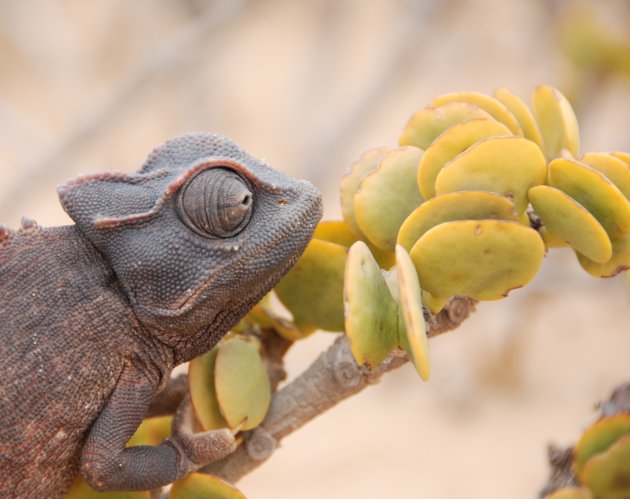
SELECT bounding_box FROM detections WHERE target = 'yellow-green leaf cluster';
[567,413,630,499]
[343,242,430,380]
[274,219,395,333]
[270,85,630,382]
[537,154,630,277]
[397,87,553,308]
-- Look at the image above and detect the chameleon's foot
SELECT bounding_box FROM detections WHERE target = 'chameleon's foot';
[169,395,237,469]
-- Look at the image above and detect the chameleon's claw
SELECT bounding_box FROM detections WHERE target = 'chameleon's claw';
[170,394,237,466]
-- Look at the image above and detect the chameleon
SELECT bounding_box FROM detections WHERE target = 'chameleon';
[0,133,322,498]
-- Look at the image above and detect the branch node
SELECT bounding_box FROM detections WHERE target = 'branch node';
[430,296,477,336]
[245,427,277,461]
[445,296,475,323]
[333,348,362,389]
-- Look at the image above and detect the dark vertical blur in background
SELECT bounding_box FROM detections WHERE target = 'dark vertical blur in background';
[1,1,629,497]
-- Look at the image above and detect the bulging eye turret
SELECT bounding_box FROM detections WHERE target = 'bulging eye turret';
[178,167,253,238]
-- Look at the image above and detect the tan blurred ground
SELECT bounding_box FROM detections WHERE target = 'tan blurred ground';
[1,1,629,498]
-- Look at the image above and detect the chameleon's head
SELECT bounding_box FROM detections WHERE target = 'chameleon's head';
[59,133,322,345]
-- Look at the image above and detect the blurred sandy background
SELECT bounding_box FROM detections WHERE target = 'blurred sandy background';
[1,1,630,498]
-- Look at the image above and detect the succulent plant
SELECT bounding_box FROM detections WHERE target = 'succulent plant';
[578,434,630,499]
[547,412,630,499]
[276,84,630,382]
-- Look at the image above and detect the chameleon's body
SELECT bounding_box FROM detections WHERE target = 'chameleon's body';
[0,133,322,498]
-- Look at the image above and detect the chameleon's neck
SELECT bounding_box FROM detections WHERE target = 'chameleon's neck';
[164,275,288,365]
[0,224,114,300]
[0,224,174,379]
[159,296,260,365]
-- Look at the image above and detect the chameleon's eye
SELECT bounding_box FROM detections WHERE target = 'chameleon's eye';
[178,167,253,238]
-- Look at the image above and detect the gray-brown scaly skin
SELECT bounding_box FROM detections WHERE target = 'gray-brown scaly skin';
[0,133,322,498]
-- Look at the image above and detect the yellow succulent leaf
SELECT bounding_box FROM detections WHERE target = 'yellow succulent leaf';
[531,85,580,159]
[64,475,150,499]
[580,435,630,499]
[246,304,310,341]
[354,146,424,251]
[214,337,271,431]
[417,118,512,199]
[344,241,399,368]
[170,473,245,499]
[573,413,630,475]
[189,348,228,431]
[611,151,630,165]
[581,151,630,200]
[528,185,612,263]
[577,231,630,277]
[395,245,430,381]
[546,487,593,499]
[493,87,544,149]
[275,239,347,332]
[314,220,359,247]
[548,158,630,235]
[421,289,449,314]
[435,136,547,214]
[409,220,544,302]
[126,415,172,448]
[399,101,492,150]
[431,91,522,135]
[340,147,391,238]
[518,210,531,226]
[539,225,570,249]
[314,220,395,269]
[397,191,517,252]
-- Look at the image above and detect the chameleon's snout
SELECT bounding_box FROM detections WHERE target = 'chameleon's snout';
[298,178,323,220]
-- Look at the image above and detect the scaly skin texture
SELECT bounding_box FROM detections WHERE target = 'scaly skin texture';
[0,133,322,498]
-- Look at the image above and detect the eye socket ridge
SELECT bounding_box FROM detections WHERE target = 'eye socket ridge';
[177,166,254,238]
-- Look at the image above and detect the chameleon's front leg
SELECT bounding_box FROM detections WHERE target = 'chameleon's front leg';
[146,373,188,418]
[80,365,235,492]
